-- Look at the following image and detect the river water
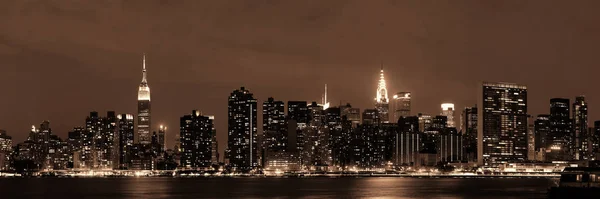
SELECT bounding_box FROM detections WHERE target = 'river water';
[0,177,554,198]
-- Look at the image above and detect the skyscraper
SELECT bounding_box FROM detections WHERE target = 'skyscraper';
[548,98,572,161]
[392,92,411,123]
[117,114,134,169]
[534,114,550,152]
[461,107,478,162]
[137,54,152,145]
[441,103,456,128]
[287,101,309,155]
[478,82,527,166]
[573,96,588,160]
[375,67,389,123]
[418,113,433,132]
[180,110,214,168]
[158,125,166,151]
[227,87,258,171]
[262,97,287,166]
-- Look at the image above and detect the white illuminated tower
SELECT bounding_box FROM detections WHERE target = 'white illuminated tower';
[321,84,330,110]
[375,66,389,123]
[137,54,151,145]
[441,103,455,128]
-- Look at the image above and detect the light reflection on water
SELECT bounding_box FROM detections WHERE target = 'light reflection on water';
[0,177,551,199]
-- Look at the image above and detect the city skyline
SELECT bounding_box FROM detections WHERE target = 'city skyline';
[2,1,600,158]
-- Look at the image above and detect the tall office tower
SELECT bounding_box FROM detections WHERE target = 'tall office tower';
[432,116,448,132]
[67,127,84,168]
[211,123,219,165]
[326,107,345,167]
[99,111,116,168]
[593,121,600,159]
[461,107,478,162]
[418,113,433,132]
[573,96,588,160]
[0,130,12,153]
[441,103,456,128]
[137,55,152,145]
[547,98,573,161]
[362,109,380,125]
[477,82,527,166]
[158,125,166,151]
[340,103,361,126]
[180,110,214,168]
[534,115,550,151]
[527,117,535,161]
[304,102,330,167]
[396,116,419,166]
[287,101,309,155]
[0,130,12,171]
[117,114,134,169]
[392,92,411,123]
[226,87,258,171]
[262,97,287,166]
[375,67,390,123]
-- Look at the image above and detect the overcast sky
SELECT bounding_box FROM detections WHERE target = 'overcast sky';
[1,0,600,155]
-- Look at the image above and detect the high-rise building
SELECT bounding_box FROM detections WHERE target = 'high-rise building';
[418,113,433,132]
[137,54,152,145]
[547,98,573,161]
[226,87,258,171]
[341,103,361,126]
[392,92,411,123]
[477,82,527,166]
[100,111,116,168]
[67,127,84,168]
[117,114,134,169]
[461,107,478,162]
[362,109,380,125]
[396,116,419,166]
[375,67,389,123]
[573,96,588,160]
[0,130,12,153]
[180,110,214,168]
[158,125,166,151]
[534,114,550,153]
[592,121,600,159]
[262,97,287,166]
[287,101,309,155]
[441,103,456,128]
[0,130,11,171]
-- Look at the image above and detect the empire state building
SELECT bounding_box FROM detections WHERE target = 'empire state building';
[137,54,151,145]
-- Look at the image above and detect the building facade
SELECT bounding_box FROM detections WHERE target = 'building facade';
[137,55,152,145]
[392,92,411,123]
[226,87,258,172]
[478,82,528,166]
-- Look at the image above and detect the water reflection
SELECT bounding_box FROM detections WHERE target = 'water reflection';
[0,177,550,199]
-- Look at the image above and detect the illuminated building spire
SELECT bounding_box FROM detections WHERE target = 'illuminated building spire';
[376,65,388,104]
[142,53,147,83]
[138,53,150,101]
[321,84,329,110]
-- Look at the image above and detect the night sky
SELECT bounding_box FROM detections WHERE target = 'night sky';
[1,0,600,156]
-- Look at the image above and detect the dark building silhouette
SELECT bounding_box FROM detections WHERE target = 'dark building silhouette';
[226,87,258,172]
[287,101,309,155]
[548,98,573,161]
[478,82,528,166]
[117,114,134,169]
[573,96,589,160]
[461,106,478,162]
[180,110,214,169]
[362,109,380,125]
[396,116,419,166]
[534,114,550,152]
[262,97,287,167]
